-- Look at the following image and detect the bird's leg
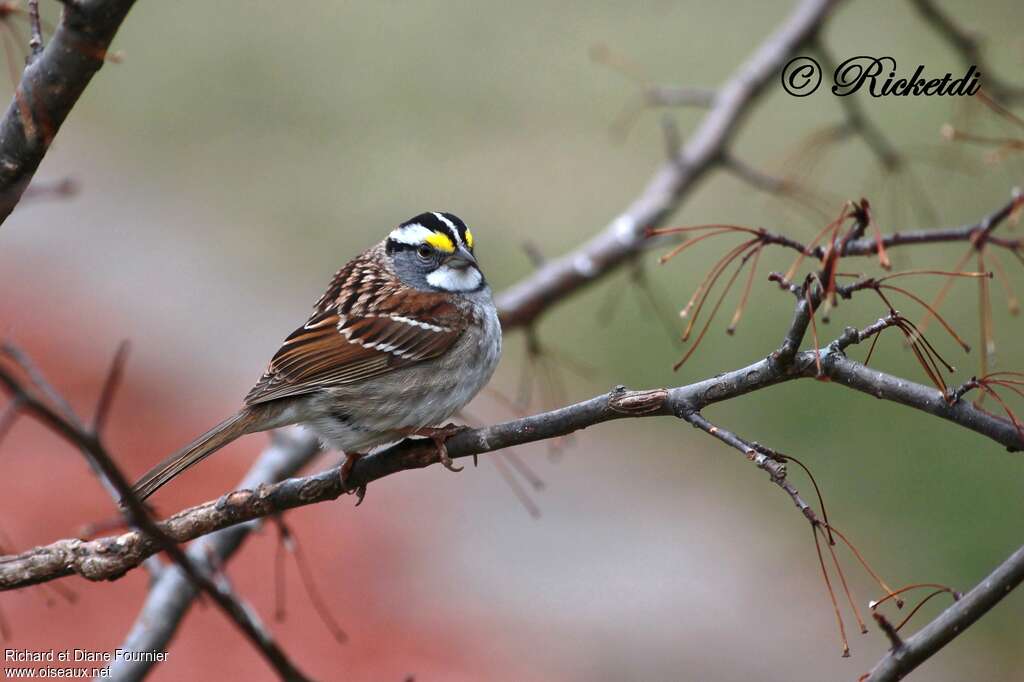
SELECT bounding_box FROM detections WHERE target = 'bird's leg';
[339,451,366,506]
[409,423,468,472]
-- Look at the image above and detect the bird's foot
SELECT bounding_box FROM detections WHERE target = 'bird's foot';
[411,423,468,472]
[339,451,367,506]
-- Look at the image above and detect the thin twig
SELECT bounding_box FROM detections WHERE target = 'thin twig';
[26,0,41,59]
[92,340,129,435]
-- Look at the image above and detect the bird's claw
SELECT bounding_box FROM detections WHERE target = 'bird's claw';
[339,451,367,506]
[415,423,468,473]
[437,442,463,472]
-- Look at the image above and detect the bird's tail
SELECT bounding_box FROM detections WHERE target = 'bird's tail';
[127,408,263,504]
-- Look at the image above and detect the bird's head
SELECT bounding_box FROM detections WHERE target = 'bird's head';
[385,212,484,293]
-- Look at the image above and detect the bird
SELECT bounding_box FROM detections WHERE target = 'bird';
[129,211,502,503]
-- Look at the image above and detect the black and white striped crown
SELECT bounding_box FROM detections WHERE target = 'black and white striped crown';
[388,212,474,254]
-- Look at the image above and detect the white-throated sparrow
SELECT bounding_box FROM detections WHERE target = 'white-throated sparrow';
[130,212,501,502]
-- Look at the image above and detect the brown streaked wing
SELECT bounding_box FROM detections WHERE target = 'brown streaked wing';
[244,295,467,406]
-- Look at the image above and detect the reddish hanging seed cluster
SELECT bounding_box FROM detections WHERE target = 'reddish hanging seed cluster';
[647,194,1024,658]
[770,451,951,657]
[649,199,997,383]
[957,372,1024,441]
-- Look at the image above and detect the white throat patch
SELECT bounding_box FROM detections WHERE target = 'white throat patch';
[426,264,482,292]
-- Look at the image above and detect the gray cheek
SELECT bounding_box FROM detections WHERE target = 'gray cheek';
[390,251,435,291]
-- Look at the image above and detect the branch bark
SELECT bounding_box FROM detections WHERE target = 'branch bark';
[909,0,1024,103]
[0,1,1019,677]
[495,0,842,329]
[865,544,1024,681]
[840,190,1023,258]
[4,343,1021,592]
[0,0,136,225]
[106,428,322,681]
[0,362,312,681]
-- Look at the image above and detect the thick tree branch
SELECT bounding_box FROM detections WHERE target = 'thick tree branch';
[0,0,136,225]
[494,0,841,329]
[865,544,1024,681]
[821,354,1022,450]
[644,85,715,109]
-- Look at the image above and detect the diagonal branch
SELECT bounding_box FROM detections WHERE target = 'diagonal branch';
[0,0,136,226]
[680,410,818,524]
[107,428,323,681]
[908,0,1024,103]
[0,362,312,681]
[813,44,902,170]
[495,0,841,329]
[865,543,1024,681]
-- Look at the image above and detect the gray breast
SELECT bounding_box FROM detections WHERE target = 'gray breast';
[307,289,501,453]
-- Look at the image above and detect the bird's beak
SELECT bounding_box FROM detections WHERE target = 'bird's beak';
[444,245,477,269]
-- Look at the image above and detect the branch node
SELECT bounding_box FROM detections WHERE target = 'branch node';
[872,611,905,651]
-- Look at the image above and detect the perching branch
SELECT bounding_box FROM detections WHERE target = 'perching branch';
[0,0,136,225]
[3,335,1022,591]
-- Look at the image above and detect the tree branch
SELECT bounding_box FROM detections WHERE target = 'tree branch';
[909,0,1024,103]
[0,362,312,681]
[840,189,1023,258]
[4,340,1021,591]
[107,428,323,681]
[0,2,1018,675]
[813,43,902,170]
[0,0,136,226]
[865,544,1024,681]
[494,0,841,329]
[681,411,819,524]
[27,0,43,60]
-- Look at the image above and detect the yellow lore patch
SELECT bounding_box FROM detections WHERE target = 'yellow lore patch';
[464,229,474,249]
[425,231,456,253]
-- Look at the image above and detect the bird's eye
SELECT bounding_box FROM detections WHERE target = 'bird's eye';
[416,244,433,260]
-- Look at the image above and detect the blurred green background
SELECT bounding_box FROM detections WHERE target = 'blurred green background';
[2,1,1023,680]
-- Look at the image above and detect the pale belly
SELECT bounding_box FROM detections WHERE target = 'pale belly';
[301,300,501,453]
